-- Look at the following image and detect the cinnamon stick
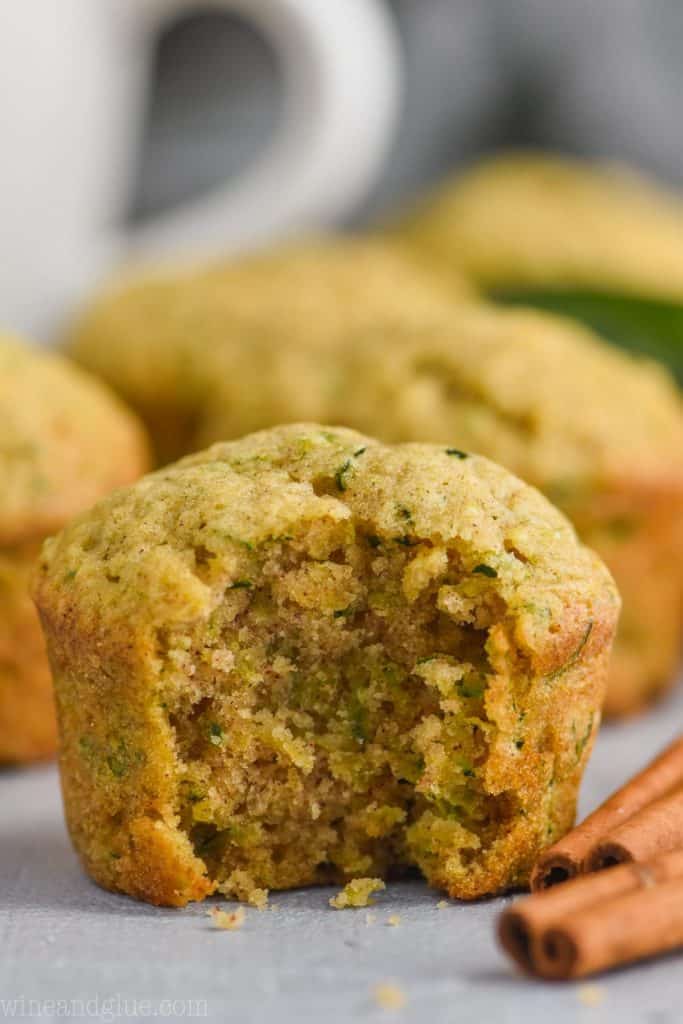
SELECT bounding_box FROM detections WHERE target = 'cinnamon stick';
[539,878,683,979]
[499,849,683,977]
[585,787,683,871]
[531,736,683,891]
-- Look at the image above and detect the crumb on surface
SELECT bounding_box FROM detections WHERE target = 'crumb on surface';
[365,912,376,926]
[373,983,406,1010]
[578,985,605,1008]
[208,906,246,930]
[329,877,386,910]
[248,888,269,910]
[218,869,269,909]
[386,914,401,927]
[436,900,449,910]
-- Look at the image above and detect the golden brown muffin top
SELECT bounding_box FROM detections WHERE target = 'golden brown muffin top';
[36,423,618,674]
[0,334,150,545]
[315,305,683,496]
[402,151,683,299]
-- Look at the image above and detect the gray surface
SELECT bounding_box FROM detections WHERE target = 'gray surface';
[2,681,682,1023]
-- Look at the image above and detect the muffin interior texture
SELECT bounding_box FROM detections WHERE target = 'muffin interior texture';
[34,425,618,905]
[169,519,530,899]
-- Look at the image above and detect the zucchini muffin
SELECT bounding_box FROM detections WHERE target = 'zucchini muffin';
[67,237,467,464]
[399,151,683,381]
[299,307,680,717]
[0,335,150,763]
[33,424,619,907]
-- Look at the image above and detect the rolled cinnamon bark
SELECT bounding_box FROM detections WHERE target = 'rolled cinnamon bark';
[539,878,683,979]
[531,736,683,891]
[585,787,683,871]
[499,849,683,976]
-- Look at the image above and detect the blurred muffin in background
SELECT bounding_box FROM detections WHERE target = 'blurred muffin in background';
[68,237,469,464]
[0,335,150,763]
[398,151,683,383]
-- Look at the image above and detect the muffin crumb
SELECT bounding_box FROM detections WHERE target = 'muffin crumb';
[208,906,245,931]
[329,878,386,910]
[578,985,605,1008]
[218,870,269,909]
[250,890,269,910]
[373,983,406,1010]
[386,914,401,927]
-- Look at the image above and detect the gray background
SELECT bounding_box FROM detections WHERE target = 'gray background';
[2,680,682,1023]
[131,0,683,227]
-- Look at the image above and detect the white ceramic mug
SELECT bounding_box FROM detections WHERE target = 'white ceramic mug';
[0,0,401,338]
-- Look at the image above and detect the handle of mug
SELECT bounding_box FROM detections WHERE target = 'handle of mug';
[123,0,401,263]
